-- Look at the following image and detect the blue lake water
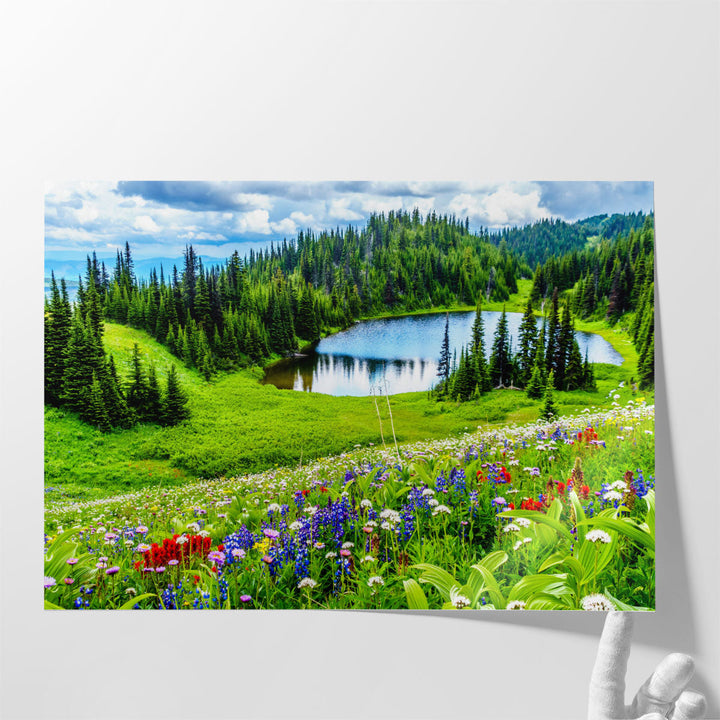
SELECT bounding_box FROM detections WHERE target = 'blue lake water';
[261,310,623,396]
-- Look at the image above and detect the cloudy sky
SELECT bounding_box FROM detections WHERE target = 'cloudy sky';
[45,181,653,262]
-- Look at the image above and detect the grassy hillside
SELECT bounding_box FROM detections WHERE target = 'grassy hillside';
[45,299,649,502]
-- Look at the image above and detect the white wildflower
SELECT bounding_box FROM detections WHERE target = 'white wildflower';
[506,600,526,610]
[367,576,384,587]
[288,521,302,531]
[342,542,354,549]
[267,503,282,513]
[360,499,373,509]
[421,488,435,497]
[325,551,337,559]
[581,593,615,611]
[585,529,612,544]
[297,577,317,589]
[515,518,531,528]
[503,523,521,533]
[603,490,623,502]
[428,498,439,508]
[450,587,471,609]
[432,505,451,516]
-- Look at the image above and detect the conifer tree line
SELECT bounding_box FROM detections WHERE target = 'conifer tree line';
[485,212,649,268]
[436,293,596,403]
[44,272,189,431]
[88,210,530,376]
[527,215,654,389]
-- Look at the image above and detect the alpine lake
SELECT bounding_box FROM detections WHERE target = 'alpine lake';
[261,310,623,397]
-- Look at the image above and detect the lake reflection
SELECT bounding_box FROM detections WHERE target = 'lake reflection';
[261,310,624,397]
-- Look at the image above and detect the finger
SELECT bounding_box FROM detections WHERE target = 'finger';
[589,612,634,720]
[637,714,667,720]
[631,654,695,718]
[670,690,707,720]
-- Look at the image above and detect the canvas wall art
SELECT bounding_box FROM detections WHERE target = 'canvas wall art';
[44,181,655,611]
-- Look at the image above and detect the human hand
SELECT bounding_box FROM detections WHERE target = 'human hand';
[588,612,706,720]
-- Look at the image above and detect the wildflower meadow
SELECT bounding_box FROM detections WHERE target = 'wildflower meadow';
[44,395,655,611]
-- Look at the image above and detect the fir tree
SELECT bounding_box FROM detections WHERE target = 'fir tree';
[526,323,547,399]
[161,365,190,426]
[436,313,451,391]
[102,356,131,427]
[540,370,559,421]
[582,349,597,391]
[145,362,163,421]
[545,288,560,376]
[44,272,72,405]
[565,338,584,391]
[469,297,491,393]
[85,373,112,432]
[517,296,537,386]
[61,313,95,412]
[125,343,148,416]
[489,306,511,388]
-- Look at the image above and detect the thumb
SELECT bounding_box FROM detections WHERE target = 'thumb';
[637,714,666,720]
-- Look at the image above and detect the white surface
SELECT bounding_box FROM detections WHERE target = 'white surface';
[1,2,718,718]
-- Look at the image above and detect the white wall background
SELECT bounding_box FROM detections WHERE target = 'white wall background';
[1,2,718,718]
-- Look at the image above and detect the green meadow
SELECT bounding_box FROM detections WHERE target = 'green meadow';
[45,295,649,502]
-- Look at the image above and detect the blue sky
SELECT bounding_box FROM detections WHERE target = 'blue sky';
[45,181,653,261]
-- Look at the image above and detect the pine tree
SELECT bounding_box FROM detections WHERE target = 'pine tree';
[526,324,547,399]
[145,362,163,421]
[161,365,190,426]
[565,338,584,391]
[540,370,559,421]
[525,363,545,400]
[84,372,112,432]
[489,306,511,388]
[555,302,574,390]
[544,288,560,376]
[453,347,474,401]
[102,356,132,427]
[125,343,148,417]
[436,313,451,392]
[638,335,654,390]
[517,296,537,386]
[44,272,72,405]
[61,313,95,411]
[582,349,597,391]
[468,297,491,393]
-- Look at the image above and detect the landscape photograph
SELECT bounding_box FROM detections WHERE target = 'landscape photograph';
[44,181,655,611]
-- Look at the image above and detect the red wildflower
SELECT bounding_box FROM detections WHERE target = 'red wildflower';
[557,482,566,496]
[520,498,544,512]
[579,484,590,499]
[507,502,515,510]
[301,489,310,496]
[320,487,329,493]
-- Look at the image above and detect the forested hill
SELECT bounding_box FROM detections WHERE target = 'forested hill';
[484,212,651,268]
[243,209,530,310]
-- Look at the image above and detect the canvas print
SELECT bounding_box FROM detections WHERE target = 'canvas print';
[44,181,655,610]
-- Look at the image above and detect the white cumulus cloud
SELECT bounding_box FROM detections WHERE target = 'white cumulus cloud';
[327,198,364,221]
[290,211,315,225]
[270,217,297,236]
[235,209,272,234]
[133,215,160,233]
[449,186,551,227]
